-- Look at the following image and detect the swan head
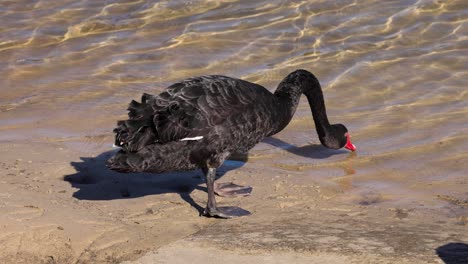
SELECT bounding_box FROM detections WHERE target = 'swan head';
[320,124,356,151]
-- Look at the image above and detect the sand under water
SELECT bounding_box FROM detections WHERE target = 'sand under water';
[1,0,467,263]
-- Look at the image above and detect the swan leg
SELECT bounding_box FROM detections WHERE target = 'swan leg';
[214,182,252,197]
[202,167,251,218]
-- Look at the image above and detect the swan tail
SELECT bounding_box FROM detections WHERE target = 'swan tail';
[127,93,153,119]
[114,93,157,152]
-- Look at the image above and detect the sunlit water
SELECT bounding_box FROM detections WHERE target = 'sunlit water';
[1,0,467,216]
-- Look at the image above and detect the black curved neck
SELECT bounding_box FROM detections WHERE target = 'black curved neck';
[272,69,330,138]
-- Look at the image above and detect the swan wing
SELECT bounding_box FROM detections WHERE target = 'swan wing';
[145,75,270,143]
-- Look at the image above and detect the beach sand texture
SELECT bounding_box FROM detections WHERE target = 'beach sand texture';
[1,0,467,263]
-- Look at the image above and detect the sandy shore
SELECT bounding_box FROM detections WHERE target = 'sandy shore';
[2,0,468,263]
[0,140,466,264]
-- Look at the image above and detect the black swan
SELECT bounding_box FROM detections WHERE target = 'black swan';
[106,69,356,218]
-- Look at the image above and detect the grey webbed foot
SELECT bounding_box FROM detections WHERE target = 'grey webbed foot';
[214,182,253,197]
[202,206,251,219]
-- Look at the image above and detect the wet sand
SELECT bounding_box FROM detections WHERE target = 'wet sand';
[1,0,467,263]
[1,141,466,263]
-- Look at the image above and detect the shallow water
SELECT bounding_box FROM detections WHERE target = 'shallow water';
[1,0,467,216]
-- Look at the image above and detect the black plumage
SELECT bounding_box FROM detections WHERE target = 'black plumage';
[107,69,356,218]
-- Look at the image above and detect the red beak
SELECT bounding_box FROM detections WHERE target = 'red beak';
[344,133,356,152]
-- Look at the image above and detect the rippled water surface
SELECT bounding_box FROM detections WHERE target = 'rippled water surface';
[1,0,467,214]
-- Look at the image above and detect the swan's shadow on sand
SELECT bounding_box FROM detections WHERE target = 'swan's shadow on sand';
[436,243,468,264]
[64,137,348,213]
[262,137,350,159]
[64,150,246,214]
